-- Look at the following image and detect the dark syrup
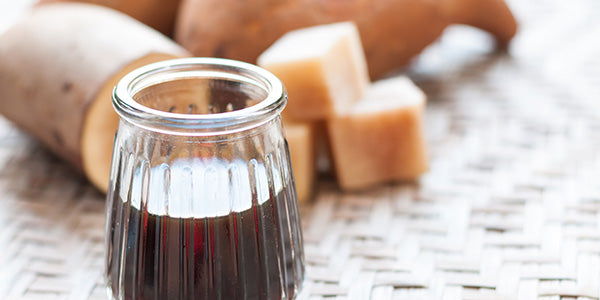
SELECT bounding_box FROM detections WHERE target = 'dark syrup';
[107,187,303,300]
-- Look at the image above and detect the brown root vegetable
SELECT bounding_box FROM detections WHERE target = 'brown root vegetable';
[175,0,517,79]
[37,0,181,36]
[0,3,188,192]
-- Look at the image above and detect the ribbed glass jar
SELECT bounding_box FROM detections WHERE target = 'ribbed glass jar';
[105,58,304,300]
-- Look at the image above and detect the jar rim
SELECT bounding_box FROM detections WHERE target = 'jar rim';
[112,57,286,135]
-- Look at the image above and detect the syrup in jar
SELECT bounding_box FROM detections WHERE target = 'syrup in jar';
[105,58,305,300]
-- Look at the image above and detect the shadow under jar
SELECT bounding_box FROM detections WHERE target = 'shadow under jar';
[105,58,305,300]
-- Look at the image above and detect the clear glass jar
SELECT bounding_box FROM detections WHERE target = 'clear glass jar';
[105,58,305,300]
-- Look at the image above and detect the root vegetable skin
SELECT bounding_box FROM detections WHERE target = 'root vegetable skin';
[175,0,517,79]
[37,0,181,36]
[0,3,188,191]
[83,53,180,192]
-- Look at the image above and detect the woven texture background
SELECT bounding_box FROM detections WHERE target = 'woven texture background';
[1,0,600,299]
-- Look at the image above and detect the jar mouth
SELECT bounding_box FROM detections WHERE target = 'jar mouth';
[113,57,286,135]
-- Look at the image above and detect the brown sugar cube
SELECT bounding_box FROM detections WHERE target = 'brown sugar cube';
[283,121,316,203]
[258,22,369,121]
[327,76,428,191]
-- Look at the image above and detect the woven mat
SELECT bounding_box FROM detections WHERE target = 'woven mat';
[2,0,600,299]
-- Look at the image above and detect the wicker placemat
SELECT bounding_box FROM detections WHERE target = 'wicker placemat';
[1,0,600,299]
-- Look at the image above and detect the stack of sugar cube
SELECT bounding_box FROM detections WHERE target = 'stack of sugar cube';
[257,22,428,202]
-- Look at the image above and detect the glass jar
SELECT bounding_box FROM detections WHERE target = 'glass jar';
[105,58,305,300]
